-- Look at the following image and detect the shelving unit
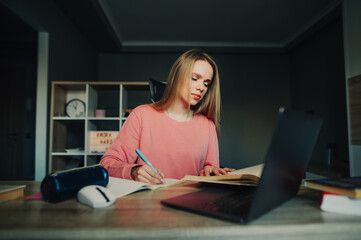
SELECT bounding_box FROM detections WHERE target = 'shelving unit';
[49,81,150,172]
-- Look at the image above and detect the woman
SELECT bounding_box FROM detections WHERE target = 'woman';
[100,49,234,184]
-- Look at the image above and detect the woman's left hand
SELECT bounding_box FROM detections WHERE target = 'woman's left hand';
[199,166,235,176]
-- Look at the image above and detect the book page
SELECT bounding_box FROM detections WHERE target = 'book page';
[229,164,264,178]
[183,174,256,181]
[181,164,264,186]
[148,178,183,190]
[107,177,181,198]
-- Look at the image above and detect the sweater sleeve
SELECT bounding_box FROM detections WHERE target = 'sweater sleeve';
[99,108,142,179]
[203,121,220,168]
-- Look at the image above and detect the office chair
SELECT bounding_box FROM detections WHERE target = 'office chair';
[149,78,166,102]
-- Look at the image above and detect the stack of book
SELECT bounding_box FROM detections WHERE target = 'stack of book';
[0,185,26,203]
[304,177,361,216]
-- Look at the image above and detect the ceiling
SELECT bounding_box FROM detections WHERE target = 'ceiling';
[55,0,341,53]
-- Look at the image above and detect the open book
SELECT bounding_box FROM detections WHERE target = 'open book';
[182,164,264,186]
[107,177,181,198]
[107,164,264,197]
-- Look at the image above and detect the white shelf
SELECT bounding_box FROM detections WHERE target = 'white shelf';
[53,117,86,120]
[49,81,150,172]
[86,152,105,155]
[87,117,120,120]
[51,152,106,155]
[52,152,85,156]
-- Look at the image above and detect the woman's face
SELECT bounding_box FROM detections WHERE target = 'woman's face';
[181,60,213,106]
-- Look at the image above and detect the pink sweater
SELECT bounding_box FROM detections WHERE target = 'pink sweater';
[100,105,219,180]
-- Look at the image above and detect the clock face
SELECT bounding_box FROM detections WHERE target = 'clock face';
[65,99,86,117]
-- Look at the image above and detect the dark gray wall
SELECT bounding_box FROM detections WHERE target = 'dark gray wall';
[1,0,98,179]
[217,54,290,169]
[1,0,98,82]
[289,15,348,168]
[99,53,176,82]
[2,0,347,176]
[1,2,38,180]
[98,52,290,169]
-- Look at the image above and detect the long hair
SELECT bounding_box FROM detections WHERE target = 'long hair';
[152,49,221,137]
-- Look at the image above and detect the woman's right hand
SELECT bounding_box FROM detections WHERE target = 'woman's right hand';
[131,165,164,184]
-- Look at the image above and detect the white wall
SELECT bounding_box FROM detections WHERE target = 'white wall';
[343,0,361,176]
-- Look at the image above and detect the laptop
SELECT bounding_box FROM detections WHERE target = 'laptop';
[161,107,322,223]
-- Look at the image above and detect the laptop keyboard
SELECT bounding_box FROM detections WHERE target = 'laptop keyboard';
[194,188,255,217]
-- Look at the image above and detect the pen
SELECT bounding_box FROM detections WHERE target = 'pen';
[135,148,165,184]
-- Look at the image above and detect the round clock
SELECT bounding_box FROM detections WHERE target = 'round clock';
[65,99,86,117]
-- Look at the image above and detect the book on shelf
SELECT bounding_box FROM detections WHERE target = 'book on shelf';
[182,164,264,185]
[304,177,361,199]
[106,177,182,198]
[0,185,26,203]
[65,147,84,153]
[320,192,361,216]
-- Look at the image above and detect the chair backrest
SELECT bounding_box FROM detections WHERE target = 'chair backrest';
[149,78,166,102]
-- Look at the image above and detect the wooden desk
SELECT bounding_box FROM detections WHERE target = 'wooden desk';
[1,181,361,240]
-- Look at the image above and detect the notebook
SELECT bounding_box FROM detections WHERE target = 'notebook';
[161,107,322,223]
[107,177,181,198]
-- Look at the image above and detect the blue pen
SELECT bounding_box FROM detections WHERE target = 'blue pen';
[135,149,165,183]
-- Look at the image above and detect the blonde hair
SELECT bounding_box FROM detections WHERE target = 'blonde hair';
[152,49,221,137]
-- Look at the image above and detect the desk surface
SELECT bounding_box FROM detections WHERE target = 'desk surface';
[0,181,361,240]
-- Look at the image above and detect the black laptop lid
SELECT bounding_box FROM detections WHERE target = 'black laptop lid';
[246,107,322,222]
[161,107,322,223]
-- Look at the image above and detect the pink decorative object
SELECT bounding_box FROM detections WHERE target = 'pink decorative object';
[95,109,106,118]
[25,192,43,200]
